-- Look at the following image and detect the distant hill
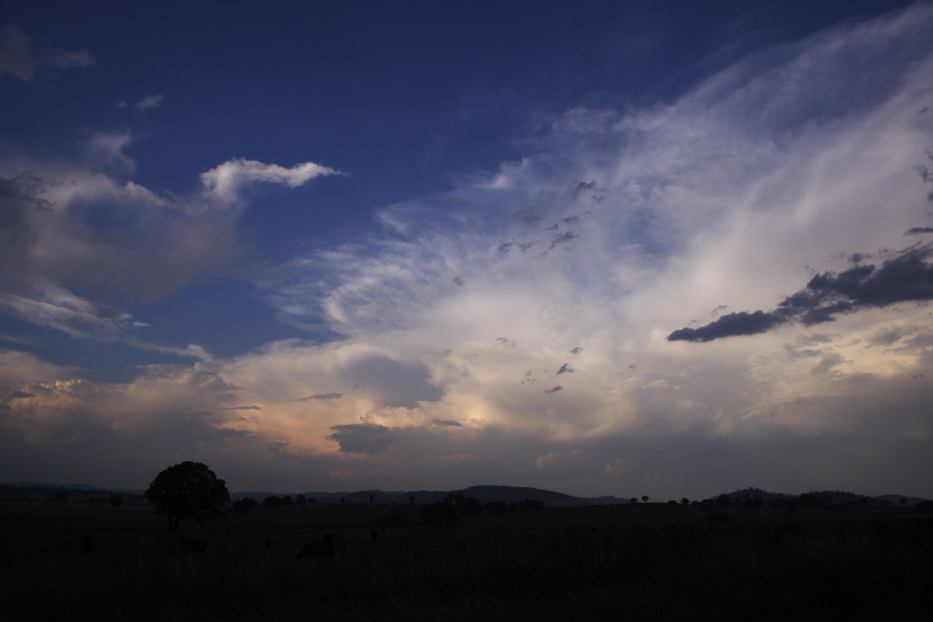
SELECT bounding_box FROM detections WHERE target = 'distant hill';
[5,481,929,507]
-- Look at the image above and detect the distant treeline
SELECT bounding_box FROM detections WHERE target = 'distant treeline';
[3,483,929,511]
[0,484,146,506]
[230,491,547,525]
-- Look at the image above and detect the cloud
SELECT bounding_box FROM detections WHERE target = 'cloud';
[668,311,787,342]
[669,244,933,341]
[0,349,71,387]
[0,148,340,336]
[905,226,933,235]
[328,423,394,454]
[0,25,94,83]
[0,283,139,339]
[3,5,933,497]
[0,168,230,307]
[85,131,135,172]
[228,3,933,495]
[200,158,340,204]
[135,94,163,111]
[299,392,343,401]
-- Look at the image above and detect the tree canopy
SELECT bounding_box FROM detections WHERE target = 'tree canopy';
[144,461,230,530]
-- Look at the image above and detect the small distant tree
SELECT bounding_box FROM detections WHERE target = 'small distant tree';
[144,461,230,531]
[641,495,649,504]
[296,494,307,507]
[630,497,638,505]
[681,498,690,506]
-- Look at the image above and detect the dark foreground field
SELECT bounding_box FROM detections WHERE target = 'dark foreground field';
[2,501,932,621]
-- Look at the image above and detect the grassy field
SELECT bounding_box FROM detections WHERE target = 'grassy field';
[1,501,932,620]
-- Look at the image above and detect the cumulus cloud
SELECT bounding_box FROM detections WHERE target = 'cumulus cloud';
[0,24,94,83]
[0,349,71,388]
[200,158,340,204]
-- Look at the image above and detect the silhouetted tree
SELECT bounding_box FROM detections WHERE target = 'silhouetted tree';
[681,498,690,506]
[296,494,307,507]
[144,461,230,531]
[641,495,649,504]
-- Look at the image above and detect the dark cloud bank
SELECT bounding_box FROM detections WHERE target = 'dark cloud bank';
[669,244,933,342]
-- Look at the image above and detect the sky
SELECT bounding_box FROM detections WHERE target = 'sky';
[1,0,932,498]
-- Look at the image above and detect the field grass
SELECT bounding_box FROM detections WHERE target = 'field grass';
[1,501,932,620]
